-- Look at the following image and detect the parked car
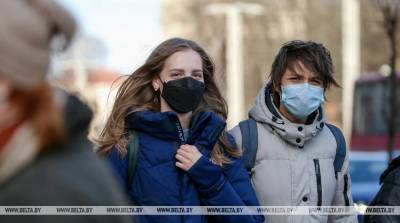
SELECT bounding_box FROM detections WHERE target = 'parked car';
[349,151,400,222]
[349,151,389,205]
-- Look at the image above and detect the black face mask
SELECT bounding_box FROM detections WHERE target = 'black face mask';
[161,77,205,113]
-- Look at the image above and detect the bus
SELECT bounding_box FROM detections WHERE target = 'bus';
[351,72,400,151]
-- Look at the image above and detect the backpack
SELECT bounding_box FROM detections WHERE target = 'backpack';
[238,119,346,178]
[127,130,139,191]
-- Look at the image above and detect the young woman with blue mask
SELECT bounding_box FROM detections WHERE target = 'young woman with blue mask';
[229,40,358,223]
[97,38,264,223]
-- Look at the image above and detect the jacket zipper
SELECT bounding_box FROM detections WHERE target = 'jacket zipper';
[313,159,322,207]
[171,115,185,223]
[343,174,350,206]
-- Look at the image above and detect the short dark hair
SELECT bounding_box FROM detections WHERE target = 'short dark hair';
[269,40,339,91]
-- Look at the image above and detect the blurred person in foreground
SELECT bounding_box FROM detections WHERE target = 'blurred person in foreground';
[0,0,132,222]
[364,156,400,223]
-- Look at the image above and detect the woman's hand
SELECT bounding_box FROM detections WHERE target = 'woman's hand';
[175,144,202,171]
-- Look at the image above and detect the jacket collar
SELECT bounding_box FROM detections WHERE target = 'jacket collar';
[0,89,93,184]
[249,81,325,147]
[125,110,226,153]
[60,92,93,139]
[0,123,38,184]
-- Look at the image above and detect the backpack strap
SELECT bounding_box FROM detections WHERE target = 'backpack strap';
[326,123,347,177]
[238,120,346,178]
[127,130,139,191]
[239,119,258,176]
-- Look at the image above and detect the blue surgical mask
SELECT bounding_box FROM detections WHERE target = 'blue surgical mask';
[281,83,324,120]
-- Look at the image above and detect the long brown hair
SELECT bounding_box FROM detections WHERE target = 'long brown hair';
[97,37,239,166]
[10,83,65,150]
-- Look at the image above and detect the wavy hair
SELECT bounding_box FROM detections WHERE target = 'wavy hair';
[97,37,239,166]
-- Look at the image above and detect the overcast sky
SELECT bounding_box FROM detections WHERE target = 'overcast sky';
[57,0,162,74]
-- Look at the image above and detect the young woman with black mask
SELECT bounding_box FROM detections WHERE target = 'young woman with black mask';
[97,38,264,223]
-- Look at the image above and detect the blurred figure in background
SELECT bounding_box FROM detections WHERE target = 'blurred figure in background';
[0,0,132,222]
[364,156,400,223]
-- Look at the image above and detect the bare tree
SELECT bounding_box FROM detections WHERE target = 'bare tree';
[373,0,400,162]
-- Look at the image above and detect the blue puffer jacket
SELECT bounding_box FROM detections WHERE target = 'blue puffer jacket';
[107,110,264,223]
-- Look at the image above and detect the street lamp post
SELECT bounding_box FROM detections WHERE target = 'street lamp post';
[205,2,264,128]
[342,0,361,143]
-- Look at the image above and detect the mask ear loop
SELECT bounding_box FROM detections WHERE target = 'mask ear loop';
[152,77,163,110]
[153,77,165,92]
